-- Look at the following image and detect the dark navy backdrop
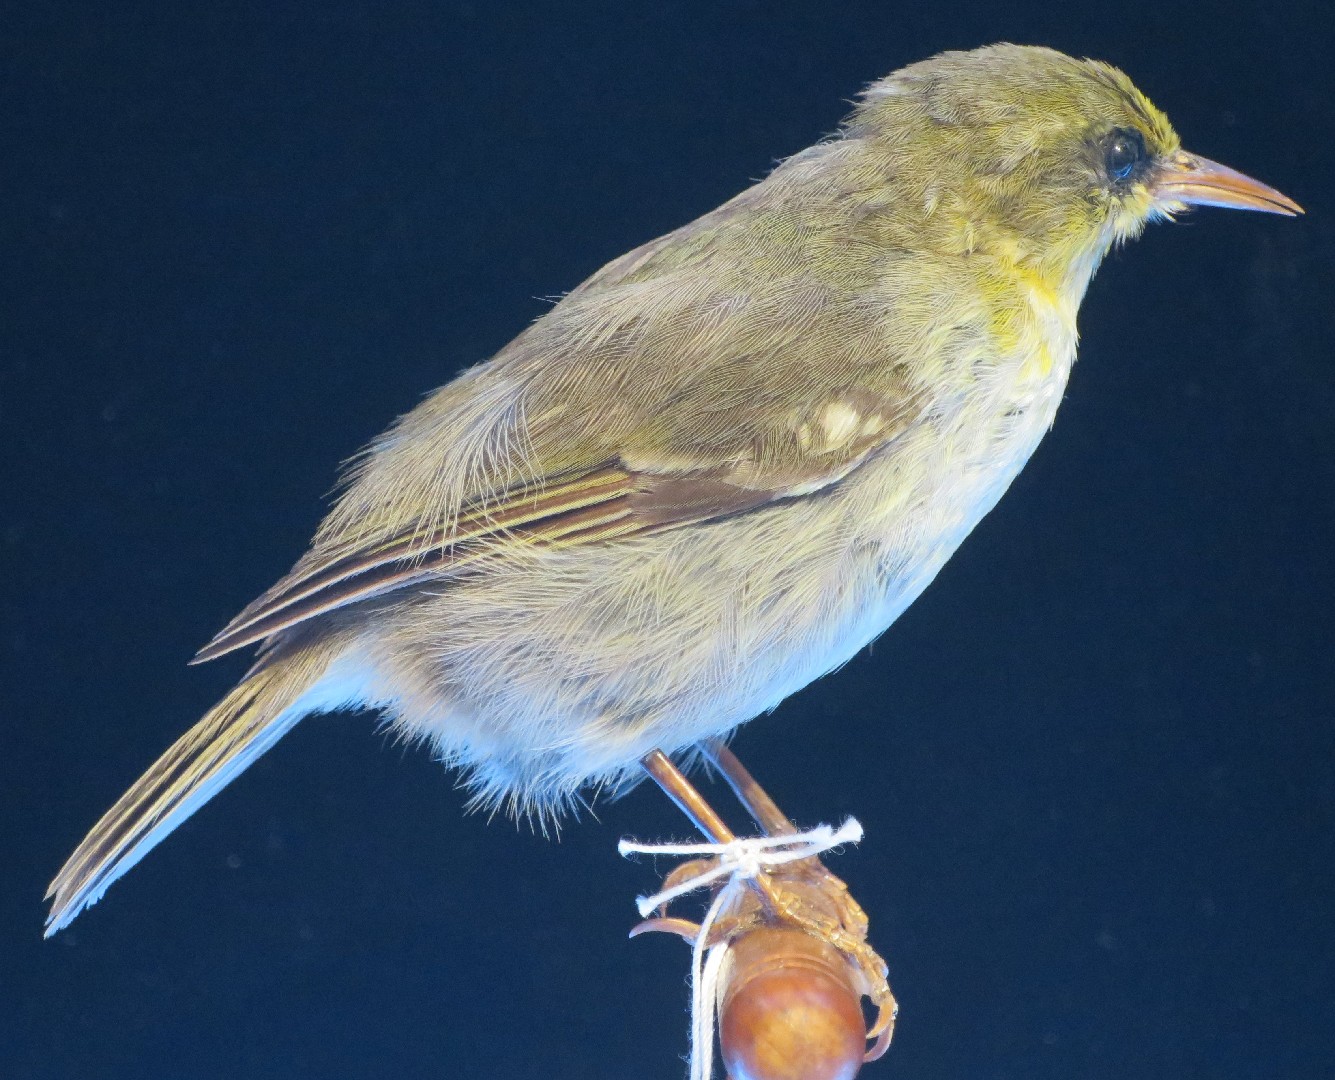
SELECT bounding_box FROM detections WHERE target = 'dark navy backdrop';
[4,4,1331,1078]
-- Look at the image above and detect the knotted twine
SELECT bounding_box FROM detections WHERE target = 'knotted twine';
[619,818,864,1080]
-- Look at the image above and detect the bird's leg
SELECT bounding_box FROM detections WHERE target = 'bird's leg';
[704,741,886,981]
[702,740,795,836]
[639,749,783,914]
[705,741,899,1055]
[703,740,873,956]
[635,744,896,1056]
[638,746,866,938]
[640,748,736,844]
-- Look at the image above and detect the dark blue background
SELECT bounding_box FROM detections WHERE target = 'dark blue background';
[3,4,1331,1078]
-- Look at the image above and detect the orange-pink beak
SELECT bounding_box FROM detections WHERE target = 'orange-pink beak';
[1153,151,1303,216]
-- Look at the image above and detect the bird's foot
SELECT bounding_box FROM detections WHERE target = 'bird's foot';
[629,840,897,1059]
[633,744,897,1069]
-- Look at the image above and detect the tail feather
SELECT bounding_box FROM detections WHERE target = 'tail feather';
[45,644,348,936]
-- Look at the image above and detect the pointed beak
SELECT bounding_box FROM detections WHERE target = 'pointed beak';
[1153,151,1303,216]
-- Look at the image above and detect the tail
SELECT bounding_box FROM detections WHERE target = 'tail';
[45,641,354,936]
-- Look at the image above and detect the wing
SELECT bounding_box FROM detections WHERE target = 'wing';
[193,390,918,662]
[197,157,937,663]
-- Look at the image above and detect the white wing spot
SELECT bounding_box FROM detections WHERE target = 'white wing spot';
[819,401,862,450]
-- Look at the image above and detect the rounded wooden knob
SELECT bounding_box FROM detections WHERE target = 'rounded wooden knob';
[718,927,865,1080]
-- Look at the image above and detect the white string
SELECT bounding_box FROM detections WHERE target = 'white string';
[619,818,863,1080]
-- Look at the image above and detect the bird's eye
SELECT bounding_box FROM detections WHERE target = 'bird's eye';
[1104,128,1147,183]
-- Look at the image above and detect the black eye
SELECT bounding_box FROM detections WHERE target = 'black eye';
[1104,128,1147,182]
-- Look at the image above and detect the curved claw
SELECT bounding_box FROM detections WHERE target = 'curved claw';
[629,916,702,943]
[863,998,897,1062]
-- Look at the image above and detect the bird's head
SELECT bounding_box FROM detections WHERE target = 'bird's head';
[849,44,1301,295]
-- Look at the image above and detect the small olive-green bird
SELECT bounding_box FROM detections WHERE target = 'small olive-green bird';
[46,43,1299,934]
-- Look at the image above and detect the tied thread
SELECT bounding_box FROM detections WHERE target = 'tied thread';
[619,818,864,1080]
